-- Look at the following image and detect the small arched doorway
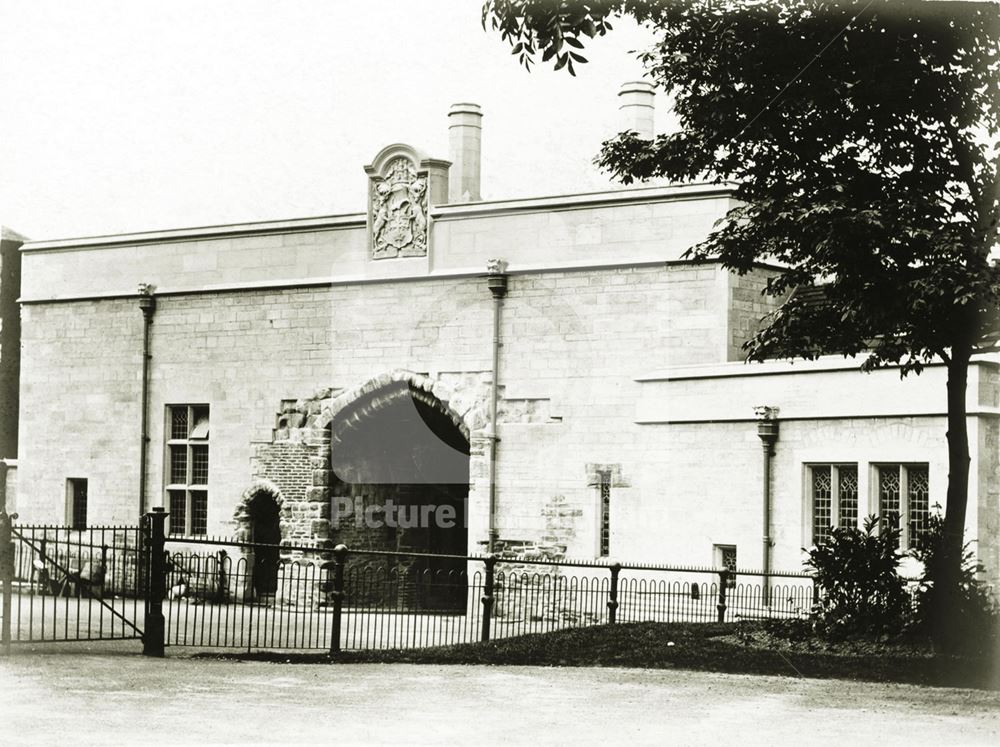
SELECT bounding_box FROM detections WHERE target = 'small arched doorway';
[327,374,469,610]
[235,482,283,598]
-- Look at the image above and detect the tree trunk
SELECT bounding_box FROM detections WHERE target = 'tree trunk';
[932,345,972,652]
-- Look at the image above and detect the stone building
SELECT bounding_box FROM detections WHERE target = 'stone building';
[10,86,1000,588]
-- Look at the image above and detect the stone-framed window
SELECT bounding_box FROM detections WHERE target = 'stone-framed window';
[806,464,859,545]
[598,470,612,557]
[165,404,210,536]
[874,463,929,549]
[713,544,737,588]
[587,464,623,559]
[66,478,87,530]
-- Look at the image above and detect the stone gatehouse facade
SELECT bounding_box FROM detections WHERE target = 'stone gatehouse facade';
[9,91,1000,589]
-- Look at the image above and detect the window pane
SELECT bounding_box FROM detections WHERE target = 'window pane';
[189,411,209,440]
[191,445,209,485]
[169,446,188,485]
[879,466,901,539]
[168,490,186,536]
[171,408,189,440]
[720,546,737,571]
[812,467,832,544]
[908,466,930,542]
[190,491,208,536]
[838,466,858,529]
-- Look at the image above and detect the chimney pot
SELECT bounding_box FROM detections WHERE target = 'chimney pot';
[448,102,483,203]
[618,81,655,139]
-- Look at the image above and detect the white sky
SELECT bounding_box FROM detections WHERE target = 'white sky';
[0,1,665,241]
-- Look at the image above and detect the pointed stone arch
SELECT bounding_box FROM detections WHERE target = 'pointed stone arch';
[321,370,472,610]
[250,370,491,547]
[317,369,470,449]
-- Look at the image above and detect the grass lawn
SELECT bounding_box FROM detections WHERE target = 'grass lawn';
[194,621,1000,690]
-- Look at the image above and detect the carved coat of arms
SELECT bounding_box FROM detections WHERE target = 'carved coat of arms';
[370,157,428,259]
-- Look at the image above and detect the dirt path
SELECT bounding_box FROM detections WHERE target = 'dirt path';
[2,652,999,745]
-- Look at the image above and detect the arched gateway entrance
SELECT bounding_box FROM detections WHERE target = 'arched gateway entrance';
[233,481,284,601]
[325,374,470,610]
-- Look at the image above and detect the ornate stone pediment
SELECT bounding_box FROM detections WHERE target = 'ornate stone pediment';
[364,144,450,260]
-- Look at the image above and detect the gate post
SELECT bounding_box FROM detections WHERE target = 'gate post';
[480,554,496,642]
[0,509,13,655]
[142,507,167,657]
[716,571,729,623]
[329,544,347,654]
[607,562,621,624]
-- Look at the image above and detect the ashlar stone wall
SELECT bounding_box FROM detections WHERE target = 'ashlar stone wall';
[16,258,808,574]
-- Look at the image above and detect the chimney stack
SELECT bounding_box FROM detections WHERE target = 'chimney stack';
[618,81,655,139]
[448,103,483,203]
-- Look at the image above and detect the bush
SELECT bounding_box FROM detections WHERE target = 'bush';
[805,516,910,640]
[909,511,999,655]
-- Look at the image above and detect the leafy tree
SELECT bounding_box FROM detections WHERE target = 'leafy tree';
[910,510,999,655]
[483,0,1000,650]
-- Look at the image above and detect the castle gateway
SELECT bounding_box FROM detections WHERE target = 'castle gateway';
[8,90,1000,589]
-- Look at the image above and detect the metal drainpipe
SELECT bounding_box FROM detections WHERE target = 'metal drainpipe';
[0,459,7,513]
[485,259,508,554]
[755,405,780,606]
[138,284,156,518]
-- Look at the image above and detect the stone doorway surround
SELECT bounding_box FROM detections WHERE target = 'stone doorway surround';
[232,479,285,600]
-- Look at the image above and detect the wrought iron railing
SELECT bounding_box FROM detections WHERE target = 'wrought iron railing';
[0,512,819,654]
[155,533,816,653]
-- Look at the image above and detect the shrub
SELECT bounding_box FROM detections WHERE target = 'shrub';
[909,511,999,655]
[805,516,910,640]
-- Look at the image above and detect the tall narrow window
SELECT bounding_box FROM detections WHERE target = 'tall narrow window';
[907,466,930,543]
[878,466,901,539]
[811,469,833,545]
[67,478,88,530]
[598,470,611,557]
[876,463,930,549]
[166,405,210,536]
[808,464,858,545]
[838,466,859,529]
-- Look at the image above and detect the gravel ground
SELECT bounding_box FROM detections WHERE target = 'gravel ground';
[1,649,999,745]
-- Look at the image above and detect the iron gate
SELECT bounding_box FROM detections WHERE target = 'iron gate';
[0,510,146,652]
